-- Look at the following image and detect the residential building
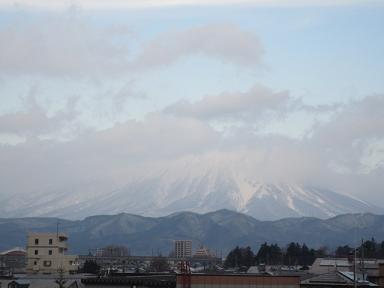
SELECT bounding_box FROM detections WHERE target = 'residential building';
[0,274,87,288]
[193,246,211,258]
[378,263,384,288]
[310,258,352,274]
[26,232,78,274]
[98,245,129,257]
[301,271,378,287]
[0,247,26,274]
[310,257,384,286]
[174,240,192,259]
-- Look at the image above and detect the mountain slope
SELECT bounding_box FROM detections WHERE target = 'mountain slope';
[0,168,381,220]
[1,210,384,255]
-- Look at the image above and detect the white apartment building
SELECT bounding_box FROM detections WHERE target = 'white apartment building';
[174,240,192,259]
[26,232,78,274]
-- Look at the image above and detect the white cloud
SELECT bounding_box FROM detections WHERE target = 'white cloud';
[0,87,79,137]
[163,84,337,133]
[310,94,384,175]
[0,13,263,77]
[0,12,131,77]
[164,85,290,122]
[0,112,220,203]
[133,24,263,69]
[359,138,384,174]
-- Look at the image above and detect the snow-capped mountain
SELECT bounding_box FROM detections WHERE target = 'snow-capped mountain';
[1,166,381,220]
[97,174,380,220]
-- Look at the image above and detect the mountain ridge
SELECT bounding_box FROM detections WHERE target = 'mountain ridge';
[1,210,384,255]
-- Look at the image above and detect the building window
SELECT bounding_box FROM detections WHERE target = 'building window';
[34,250,38,255]
[43,260,52,267]
[34,261,37,265]
[35,239,39,245]
[49,239,53,245]
[49,250,52,255]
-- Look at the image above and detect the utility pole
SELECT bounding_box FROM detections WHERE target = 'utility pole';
[354,244,357,288]
[361,238,365,281]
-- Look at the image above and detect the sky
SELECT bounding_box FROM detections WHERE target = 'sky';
[0,0,384,213]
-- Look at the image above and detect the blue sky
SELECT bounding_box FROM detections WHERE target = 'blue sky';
[0,0,383,215]
[2,3,384,118]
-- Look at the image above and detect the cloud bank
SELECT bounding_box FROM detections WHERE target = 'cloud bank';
[0,15,263,77]
[0,89,383,211]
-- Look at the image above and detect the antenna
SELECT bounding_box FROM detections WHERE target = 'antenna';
[57,219,60,238]
[353,217,357,288]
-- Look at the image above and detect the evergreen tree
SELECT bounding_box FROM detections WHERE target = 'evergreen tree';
[224,246,240,268]
[255,243,283,265]
[361,238,377,258]
[285,242,301,265]
[242,246,255,267]
[82,260,100,274]
[149,256,170,272]
[270,244,283,265]
[335,245,353,258]
[301,244,310,266]
[255,243,269,264]
[380,241,384,258]
[224,246,255,268]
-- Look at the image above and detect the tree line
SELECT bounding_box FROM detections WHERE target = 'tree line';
[335,238,384,258]
[224,239,384,268]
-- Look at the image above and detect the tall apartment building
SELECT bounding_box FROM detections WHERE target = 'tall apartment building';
[26,232,78,274]
[174,240,192,259]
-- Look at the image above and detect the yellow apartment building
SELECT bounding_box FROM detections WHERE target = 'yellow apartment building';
[26,232,78,274]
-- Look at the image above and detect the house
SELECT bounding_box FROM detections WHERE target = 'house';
[301,271,378,287]
[0,274,86,288]
[0,247,27,274]
[310,258,384,287]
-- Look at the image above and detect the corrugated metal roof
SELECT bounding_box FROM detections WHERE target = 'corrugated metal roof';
[0,247,26,255]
